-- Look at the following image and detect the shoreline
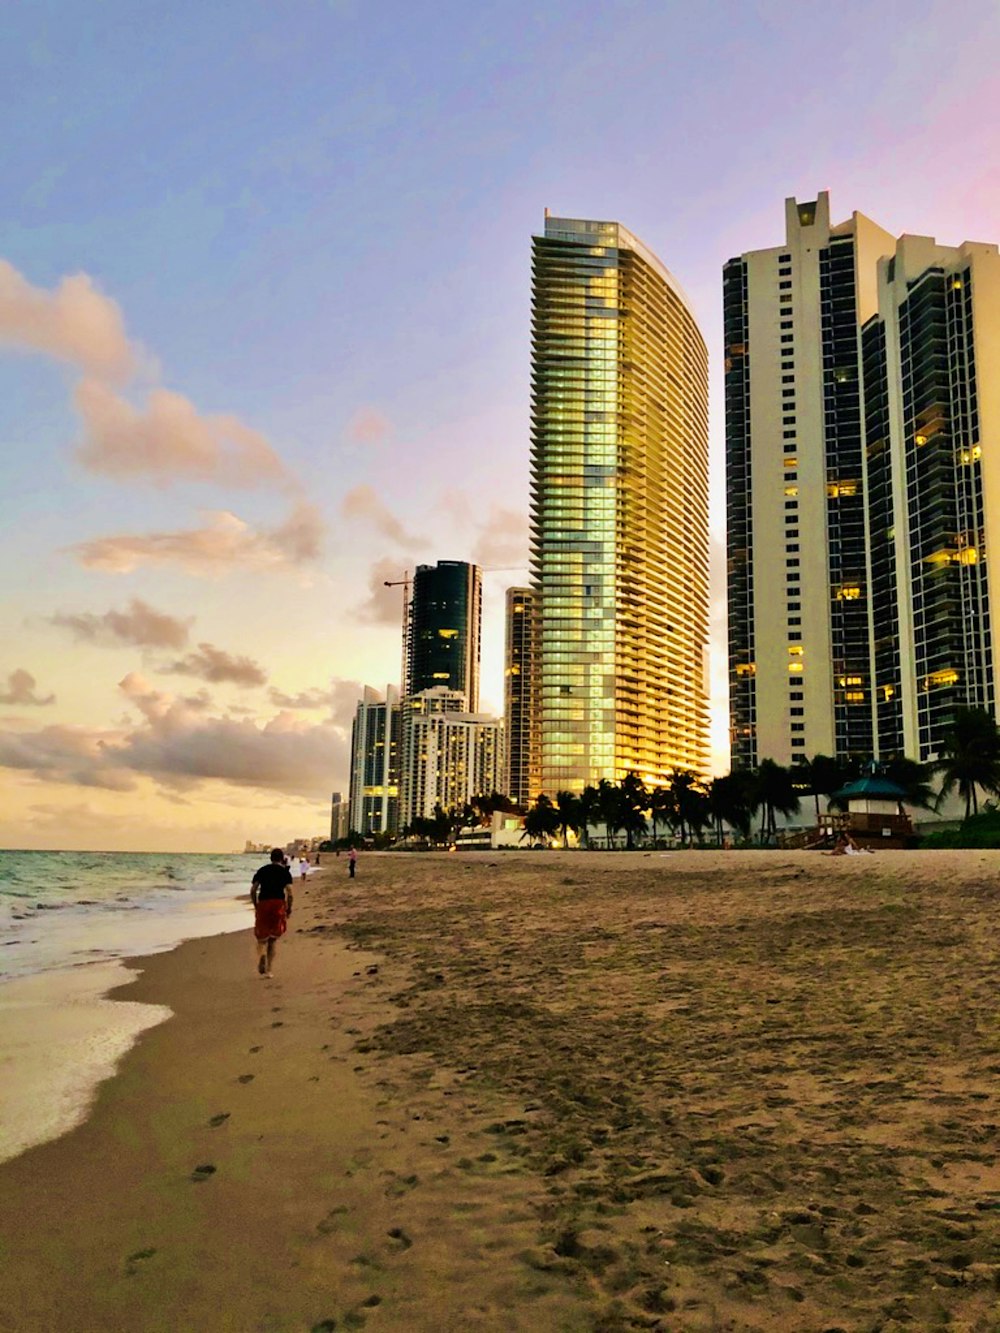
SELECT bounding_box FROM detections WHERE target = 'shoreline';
[3,850,1000,1331]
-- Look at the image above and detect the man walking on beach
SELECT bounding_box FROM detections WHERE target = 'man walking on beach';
[348,847,357,878]
[251,848,293,978]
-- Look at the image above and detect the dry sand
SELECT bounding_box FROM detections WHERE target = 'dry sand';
[1,849,999,1331]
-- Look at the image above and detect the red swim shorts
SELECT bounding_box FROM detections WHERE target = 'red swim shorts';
[254,899,287,942]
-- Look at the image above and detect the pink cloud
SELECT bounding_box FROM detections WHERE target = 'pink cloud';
[74,379,289,488]
[341,484,428,550]
[48,598,193,649]
[355,556,411,626]
[69,501,325,577]
[345,406,391,445]
[0,668,56,707]
[0,259,136,382]
[162,643,268,688]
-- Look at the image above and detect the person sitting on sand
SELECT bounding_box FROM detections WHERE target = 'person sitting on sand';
[251,848,294,978]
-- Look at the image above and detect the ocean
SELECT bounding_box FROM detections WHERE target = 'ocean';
[0,850,263,1163]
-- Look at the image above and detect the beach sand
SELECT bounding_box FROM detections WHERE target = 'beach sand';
[1,849,999,1331]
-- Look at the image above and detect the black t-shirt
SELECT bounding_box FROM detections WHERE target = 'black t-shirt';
[253,862,293,900]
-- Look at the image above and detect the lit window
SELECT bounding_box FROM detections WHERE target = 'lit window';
[837,585,861,600]
[788,663,803,674]
[924,668,959,689]
[438,628,459,638]
[788,646,804,656]
[784,484,798,497]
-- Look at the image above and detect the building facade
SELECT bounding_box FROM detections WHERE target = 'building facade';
[726,192,1000,768]
[725,194,895,768]
[399,687,504,828]
[329,791,350,843]
[348,685,400,836]
[864,234,1000,762]
[503,586,538,806]
[530,213,710,794]
[407,561,482,710]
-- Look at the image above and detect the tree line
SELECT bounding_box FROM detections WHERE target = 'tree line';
[342,706,1000,850]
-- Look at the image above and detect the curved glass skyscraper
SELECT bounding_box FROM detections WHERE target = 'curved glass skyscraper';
[407,560,482,710]
[530,215,709,793]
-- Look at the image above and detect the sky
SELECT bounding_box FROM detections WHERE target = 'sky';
[1,0,999,850]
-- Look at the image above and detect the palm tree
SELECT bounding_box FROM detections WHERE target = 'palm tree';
[578,785,601,849]
[597,778,625,850]
[802,754,846,823]
[667,771,704,846]
[648,784,677,848]
[707,771,756,845]
[933,708,1000,819]
[883,756,935,811]
[555,790,582,849]
[753,759,801,843]
[522,793,561,845]
[619,772,649,849]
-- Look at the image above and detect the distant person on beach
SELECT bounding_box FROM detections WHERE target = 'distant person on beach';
[348,847,357,878]
[298,856,309,881]
[251,848,293,978]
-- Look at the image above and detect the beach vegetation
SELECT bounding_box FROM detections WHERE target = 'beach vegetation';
[932,707,1000,820]
[706,771,756,845]
[752,759,801,843]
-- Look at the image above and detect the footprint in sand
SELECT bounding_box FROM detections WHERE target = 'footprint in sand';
[191,1163,217,1182]
[249,1045,262,1053]
[316,1205,350,1234]
[124,1247,156,1276]
[238,1074,255,1084]
[272,1021,284,1028]
[387,1227,413,1250]
[208,1113,230,1127]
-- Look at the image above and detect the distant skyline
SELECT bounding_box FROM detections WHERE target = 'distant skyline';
[2,0,999,848]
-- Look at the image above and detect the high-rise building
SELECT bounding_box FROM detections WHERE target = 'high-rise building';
[726,192,1000,768]
[348,685,400,836]
[329,791,350,843]
[725,194,894,768]
[399,687,504,828]
[864,233,1000,762]
[530,214,710,793]
[407,561,482,710]
[504,586,538,806]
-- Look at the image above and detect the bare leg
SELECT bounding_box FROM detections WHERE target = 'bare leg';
[256,939,268,975]
[266,938,276,977]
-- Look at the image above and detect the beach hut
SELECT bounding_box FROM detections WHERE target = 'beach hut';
[827,774,915,848]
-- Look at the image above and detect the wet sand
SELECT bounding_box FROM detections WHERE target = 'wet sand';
[1,850,999,1331]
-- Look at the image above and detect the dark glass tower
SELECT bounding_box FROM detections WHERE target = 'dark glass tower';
[407,561,482,710]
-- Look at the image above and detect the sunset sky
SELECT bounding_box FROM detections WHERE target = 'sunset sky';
[2,0,999,850]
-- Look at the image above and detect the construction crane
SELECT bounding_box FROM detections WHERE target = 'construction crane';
[382,572,412,695]
[383,563,530,694]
